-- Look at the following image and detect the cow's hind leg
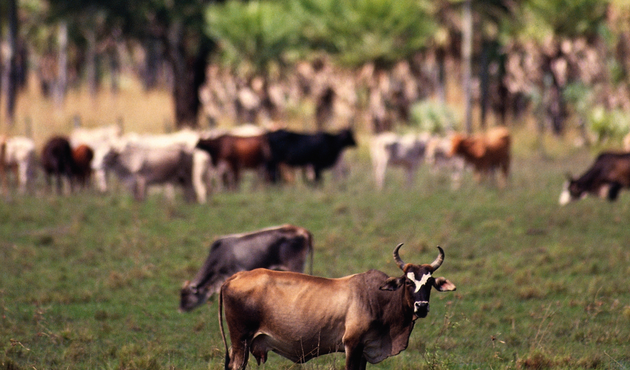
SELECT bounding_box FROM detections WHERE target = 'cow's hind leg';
[227,339,250,370]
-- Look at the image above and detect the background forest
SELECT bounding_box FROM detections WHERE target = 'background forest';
[0,0,629,143]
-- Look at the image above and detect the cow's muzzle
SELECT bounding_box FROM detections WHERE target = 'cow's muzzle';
[414,301,429,318]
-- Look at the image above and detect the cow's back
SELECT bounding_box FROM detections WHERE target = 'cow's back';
[595,152,630,186]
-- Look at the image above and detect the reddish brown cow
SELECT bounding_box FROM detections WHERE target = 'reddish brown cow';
[195,134,270,189]
[450,126,511,187]
[72,144,94,188]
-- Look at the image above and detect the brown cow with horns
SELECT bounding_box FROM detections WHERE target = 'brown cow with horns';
[219,244,456,370]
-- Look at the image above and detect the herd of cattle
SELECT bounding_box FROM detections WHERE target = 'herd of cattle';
[2,123,630,206]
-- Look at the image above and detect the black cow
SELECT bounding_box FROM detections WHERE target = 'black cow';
[42,136,78,195]
[179,224,313,312]
[266,128,357,184]
[559,152,630,205]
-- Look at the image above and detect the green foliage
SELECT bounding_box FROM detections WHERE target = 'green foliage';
[587,105,630,143]
[409,100,460,134]
[563,82,593,117]
[516,0,609,41]
[291,0,436,68]
[205,1,301,76]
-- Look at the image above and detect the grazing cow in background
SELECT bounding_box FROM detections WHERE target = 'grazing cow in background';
[72,144,94,188]
[98,135,196,202]
[180,224,313,312]
[1,136,36,195]
[266,128,357,184]
[42,136,77,195]
[195,134,271,190]
[219,244,455,370]
[369,132,430,190]
[450,126,511,187]
[559,152,630,205]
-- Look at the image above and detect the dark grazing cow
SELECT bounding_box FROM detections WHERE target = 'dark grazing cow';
[559,152,630,205]
[265,128,357,184]
[219,244,456,370]
[179,224,313,312]
[42,136,78,194]
[195,134,271,190]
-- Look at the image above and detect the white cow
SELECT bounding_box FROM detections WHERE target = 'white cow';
[370,132,431,190]
[96,133,196,202]
[424,134,465,190]
[1,136,36,195]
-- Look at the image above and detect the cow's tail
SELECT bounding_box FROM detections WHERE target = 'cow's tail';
[218,286,230,370]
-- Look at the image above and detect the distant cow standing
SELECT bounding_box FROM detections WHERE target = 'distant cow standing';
[42,136,77,195]
[72,144,94,188]
[369,132,430,190]
[0,136,36,195]
[99,138,196,202]
[450,127,510,187]
[559,152,630,205]
[266,128,357,184]
[195,134,271,190]
[179,224,313,312]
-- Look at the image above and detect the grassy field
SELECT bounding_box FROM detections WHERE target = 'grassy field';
[2,125,630,370]
[2,80,630,369]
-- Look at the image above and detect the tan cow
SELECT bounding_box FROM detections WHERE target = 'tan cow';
[450,126,511,187]
[219,244,456,370]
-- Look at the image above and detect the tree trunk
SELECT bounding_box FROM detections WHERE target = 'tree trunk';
[143,36,161,91]
[480,39,489,129]
[3,0,19,126]
[436,48,446,103]
[166,23,211,128]
[462,0,473,134]
[55,22,68,108]
[86,26,98,97]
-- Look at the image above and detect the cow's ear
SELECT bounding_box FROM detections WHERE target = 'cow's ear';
[433,277,456,292]
[379,277,405,291]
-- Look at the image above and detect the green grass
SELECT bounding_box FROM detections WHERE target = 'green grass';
[2,134,630,370]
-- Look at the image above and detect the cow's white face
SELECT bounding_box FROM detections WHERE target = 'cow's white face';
[407,271,432,293]
[558,181,572,205]
[405,270,434,318]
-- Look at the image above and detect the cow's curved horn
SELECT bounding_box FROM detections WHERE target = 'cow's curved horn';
[393,243,405,270]
[431,246,445,271]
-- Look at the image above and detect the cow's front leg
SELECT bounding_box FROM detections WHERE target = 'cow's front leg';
[344,340,366,370]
